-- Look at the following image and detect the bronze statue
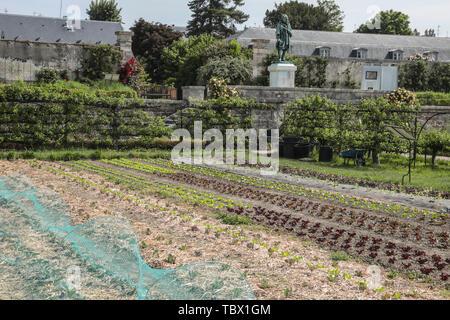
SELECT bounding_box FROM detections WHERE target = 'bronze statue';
[276,14,293,62]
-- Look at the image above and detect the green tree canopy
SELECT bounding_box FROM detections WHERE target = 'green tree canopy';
[420,129,450,167]
[86,0,123,23]
[187,0,249,38]
[130,19,182,83]
[197,56,252,85]
[161,36,251,87]
[355,9,413,35]
[263,0,344,31]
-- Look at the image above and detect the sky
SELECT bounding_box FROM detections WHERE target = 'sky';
[0,0,449,37]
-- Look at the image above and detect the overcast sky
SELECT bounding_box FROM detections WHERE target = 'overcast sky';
[1,0,449,36]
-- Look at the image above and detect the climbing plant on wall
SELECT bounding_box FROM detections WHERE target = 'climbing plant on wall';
[81,44,122,81]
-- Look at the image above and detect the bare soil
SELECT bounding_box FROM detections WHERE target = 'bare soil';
[0,160,448,300]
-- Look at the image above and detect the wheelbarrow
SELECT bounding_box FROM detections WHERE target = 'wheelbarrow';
[341,149,367,167]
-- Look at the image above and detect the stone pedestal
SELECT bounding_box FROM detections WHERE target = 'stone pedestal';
[115,31,134,62]
[182,86,205,102]
[268,63,297,88]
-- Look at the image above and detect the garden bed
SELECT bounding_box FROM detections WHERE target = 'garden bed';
[1,159,448,300]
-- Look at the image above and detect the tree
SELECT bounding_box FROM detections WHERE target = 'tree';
[420,129,450,167]
[263,0,344,31]
[161,36,251,87]
[86,0,123,23]
[130,19,182,83]
[359,98,418,165]
[399,60,429,92]
[355,10,412,35]
[428,63,450,93]
[161,34,218,87]
[187,0,249,38]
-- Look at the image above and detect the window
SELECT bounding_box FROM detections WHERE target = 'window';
[319,47,330,58]
[424,51,439,61]
[365,71,378,80]
[390,50,404,61]
[354,48,368,59]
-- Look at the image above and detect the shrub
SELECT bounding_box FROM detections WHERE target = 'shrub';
[81,44,122,81]
[399,60,429,92]
[261,52,328,88]
[179,95,266,135]
[208,78,239,99]
[36,68,65,84]
[197,56,252,85]
[415,92,450,106]
[118,56,151,95]
[428,62,450,93]
[400,60,449,92]
[386,88,416,106]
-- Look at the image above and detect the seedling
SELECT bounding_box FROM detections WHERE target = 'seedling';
[167,254,176,264]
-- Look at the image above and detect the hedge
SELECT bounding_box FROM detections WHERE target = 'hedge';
[0,83,171,150]
[415,92,450,106]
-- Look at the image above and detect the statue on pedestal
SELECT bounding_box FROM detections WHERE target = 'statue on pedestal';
[276,14,293,62]
[268,14,297,88]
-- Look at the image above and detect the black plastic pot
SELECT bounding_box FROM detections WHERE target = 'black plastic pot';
[319,146,333,162]
[283,136,303,144]
[294,143,311,159]
[282,142,311,159]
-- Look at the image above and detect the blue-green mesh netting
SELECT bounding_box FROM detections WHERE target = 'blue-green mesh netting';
[0,175,254,300]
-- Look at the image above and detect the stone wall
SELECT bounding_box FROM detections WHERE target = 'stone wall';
[418,106,450,131]
[0,31,133,82]
[232,85,388,105]
[0,40,84,81]
[249,42,408,89]
[138,99,186,118]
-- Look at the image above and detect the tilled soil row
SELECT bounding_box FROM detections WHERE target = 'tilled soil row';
[17,159,448,299]
[122,159,448,245]
[93,160,449,284]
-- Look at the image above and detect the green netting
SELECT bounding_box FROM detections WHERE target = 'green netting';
[0,175,254,300]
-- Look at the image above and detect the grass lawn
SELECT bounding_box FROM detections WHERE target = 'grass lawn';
[280,153,450,193]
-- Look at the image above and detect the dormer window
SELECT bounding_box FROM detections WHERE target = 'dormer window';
[353,48,368,59]
[424,51,439,61]
[389,49,404,61]
[316,46,331,58]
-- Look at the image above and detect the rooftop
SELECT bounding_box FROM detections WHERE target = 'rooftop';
[0,13,123,44]
[229,27,450,61]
